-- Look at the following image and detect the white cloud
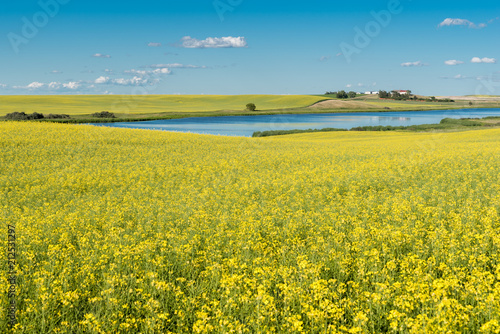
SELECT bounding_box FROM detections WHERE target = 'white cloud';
[94,75,153,86]
[152,68,171,74]
[336,52,343,57]
[0,83,7,88]
[444,60,464,66]
[50,70,62,74]
[471,57,497,64]
[148,42,162,47]
[48,82,61,89]
[438,18,486,29]
[92,53,111,58]
[27,82,45,89]
[401,61,427,67]
[63,82,81,90]
[95,76,110,84]
[180,36,247,48]
[319,56,330,62]
[112,76,149,86]
[125,68,172,76]
[124,69,148,75]
[150,63,207,69]
[346,84,352,88]
[15,81,83,91]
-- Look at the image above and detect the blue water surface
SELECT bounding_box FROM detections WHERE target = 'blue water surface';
[90,108,500,137]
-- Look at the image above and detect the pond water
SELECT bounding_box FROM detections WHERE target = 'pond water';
[91,108,500,137]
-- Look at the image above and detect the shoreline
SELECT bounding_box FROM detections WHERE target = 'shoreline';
[5,105,500,124]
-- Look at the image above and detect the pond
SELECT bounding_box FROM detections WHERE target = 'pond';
[91,108,500,137]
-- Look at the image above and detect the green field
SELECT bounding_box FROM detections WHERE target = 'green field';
[0,95,331,116]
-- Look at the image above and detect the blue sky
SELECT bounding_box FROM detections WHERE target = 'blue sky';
[1,0,499,96]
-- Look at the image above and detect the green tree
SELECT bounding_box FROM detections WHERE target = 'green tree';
[379,90,389,98]
[246,103,256,111]
[348,91,357,98]
[337,90,348,99]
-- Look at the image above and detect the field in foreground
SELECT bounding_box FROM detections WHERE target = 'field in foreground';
[1,123,500,333]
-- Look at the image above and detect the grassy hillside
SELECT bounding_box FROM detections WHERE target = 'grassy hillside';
[1,122,499,333]
[0,95,330,116]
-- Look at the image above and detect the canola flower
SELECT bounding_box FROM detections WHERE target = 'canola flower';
[0,122,499,333]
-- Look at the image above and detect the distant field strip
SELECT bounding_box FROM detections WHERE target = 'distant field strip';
[0,95,330,115]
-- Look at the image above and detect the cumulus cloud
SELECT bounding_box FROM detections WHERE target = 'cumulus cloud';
[95,76,110,84]
[346,84,352,88]
[94,75,154,86]
[438,18,486,29]
[124,68,172,76]
[471,57,497,64]
[401,61,427,67]
[179,36,247,48]
[444,60,464,66]
[63,82,81,90]
[15,81,83,91]
[92,53,111,58]
[152,68,171,74]
[148,42,162,47]
[112,77,150,86]
[124,69,147,75]
[27,82,45,89]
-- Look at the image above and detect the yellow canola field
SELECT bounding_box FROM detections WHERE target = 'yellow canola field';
[1,122,499,333]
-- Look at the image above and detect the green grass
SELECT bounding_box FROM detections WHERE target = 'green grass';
[0,95,331,116]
